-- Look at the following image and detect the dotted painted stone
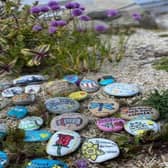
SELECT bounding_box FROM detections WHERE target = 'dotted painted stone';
[50,113,88,131]
[2,87,23,98]
[88,100,119,117]
[45,97,80,114]
[0,151,8,167]
[98,75,116,86]
[68,91,88,101]
[82,138,120,163]
[25,85,41,94]
[46,130,81,156]
[104,83,140,97]
[7,106,28,119]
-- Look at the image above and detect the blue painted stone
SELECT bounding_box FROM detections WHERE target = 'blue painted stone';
[45,97,80,114]
[104,83,140,97]
[0,151,8,167]
[98,75,116,86]
[24,130,52,142]
[63,75,79,84]
[26,159,68,168]
[7,106,28,119]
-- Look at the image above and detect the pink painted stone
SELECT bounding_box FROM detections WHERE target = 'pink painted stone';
[96,118,125,132]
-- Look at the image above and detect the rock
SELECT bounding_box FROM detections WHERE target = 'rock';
[18,116,43,131]
[63,74,79,84]
[0,82,12,91]
[45,97,80,114]
[88,100,119,117]
[50,113,88,131]
[80,79,99,93]
[7,106,28,119]
[12,93,35,105]
[25,85,41,94]
[0,123,7,138]
[97,75,116,86]
[82,138,120,163]
[0,97,11,110]
[24,130,52,142]
[0,151,8,167]
[68,91,88,101]
[96,118,125,132]
[46,130,81,156]
[1,87,23,98]
[120,106,159,120]
[124,119,159,136]
[26,159,68,168]
[104,83,140,97]
[13,75,45,85]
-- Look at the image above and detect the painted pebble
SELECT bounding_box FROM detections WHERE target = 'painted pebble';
[50,113,88,131]
[1,87,23,98]
[26,158,68,168]
[120,106,159,120]
[46,130,81,156]
[0,151,8,168]
[124,119,159,136]
[68,91,88,101]
[98,75,116,86]
[45,97,80,114]
[88,100,119,117]
[24,130,52,142]
[0,82,12,91]
[80,79,99,93]
[63,74,79,84]
[0,123,7,138]
[82,138,120,163]
[12,93,35,105]
[104,83,140,97]
[96,118,125,132]
[25,85,41,94]
[18,116,43,131]
[13,75,45,85]
[7,106,28,119]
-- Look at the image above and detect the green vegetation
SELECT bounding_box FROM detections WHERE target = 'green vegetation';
[153,57,168,72]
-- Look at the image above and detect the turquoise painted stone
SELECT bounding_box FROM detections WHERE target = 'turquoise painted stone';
[24,130,52,142]
[0,151,8,167]
[104,83,140,97]
[63,75,79,84]
[26,159,68,168]
[7,106,28,119]
[98,75,116,86]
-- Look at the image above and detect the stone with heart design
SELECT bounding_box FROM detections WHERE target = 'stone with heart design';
[120,106,159,120]
[68,91,88,101]
[82,138,120,163]
[50,113,88,131]
[46,130,81,156]
[98,75,116,86]
[96,118,125,132]
[25,85,41,94]
[88,100,119,117]
[2,87,23,98]
[0,151,8,168]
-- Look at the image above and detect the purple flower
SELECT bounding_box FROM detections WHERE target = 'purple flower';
[79,15,91,21]
[94,24,108,33]
[48,26,57,34]
[56,20,67,27]
[71,8,83,17]
[30,6,41,14]
[40,5,49,12]
[74,159,88,168]
[50,4,61,11]
[72,2,80,8]
[48,0,58,7]
[106,9,118,17]
[32,24,42,31]
[132,13,141,21]
[50,20,58,27]
[79,6,85,11]
[65,2,80,9]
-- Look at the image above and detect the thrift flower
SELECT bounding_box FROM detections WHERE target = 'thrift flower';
[32,24,42,31]
[40,5,49,12]
[50,20,58,27]
[56,20,67,27]
[94,24,108,33]
[79,15,91,21]
[106,9,118,17]
[48,0,58,7]
[65,2,80,9]
[48,26,57,34]
[72,8,83,17]
[132,13,141,21]
[50,4,61,11]
[30,6,41,14]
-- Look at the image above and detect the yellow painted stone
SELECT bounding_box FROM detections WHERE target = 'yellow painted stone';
[69,91,88,101]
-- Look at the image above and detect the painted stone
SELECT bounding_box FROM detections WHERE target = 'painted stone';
[124,119,159,136]
[50,113,88,131]
[46,130,81,156]
[26,159,68,168]
[0,151,8,167]
[18,116,43,131]
[88,100,119,117]
[24,130,52,142]
[63,74,79,84]
[45,97,80,114]
[80,79,99,93]
[7,106,28,119]
[12,93,35,105]
[0,123,7,138]
[82,138,120,163]
[0,82,12,91]
[96,118,125,132]
[104,83,140,97]
[120,106,159,120]
[98,75,116,86]
[1,87,23,98]
[13,75,45,85]
[25,85,41,94]
[68,91,88,101]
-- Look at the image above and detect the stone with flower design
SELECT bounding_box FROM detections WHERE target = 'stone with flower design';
[46,130,81,156]
[96,118,125,132]
[68,91,88,101]
[26,158,68,168]
[2,87,23,98]
[50,113,88,131]
[18,116,43,131]
[82,138,120,163]
[0,151,8,167]
[25,85,41,94]
[88,100,119,117]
